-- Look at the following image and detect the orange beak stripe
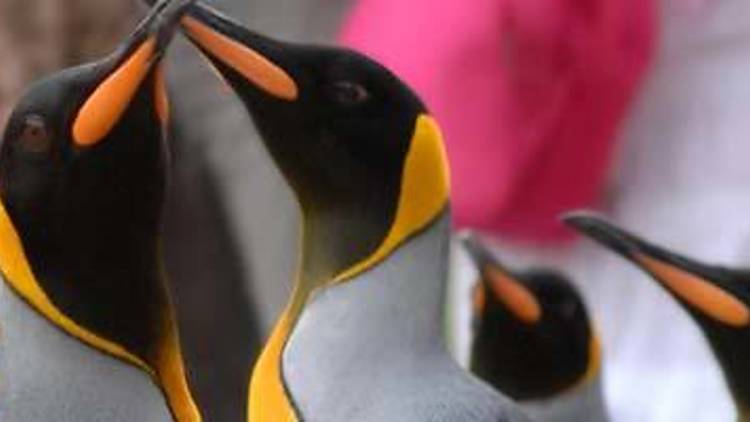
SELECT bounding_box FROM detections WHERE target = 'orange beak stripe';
[487,267,543,324]
[637,254,750,328]
[472,280,487,315]
[181,16,299,101]
[153,62,170,127]
[73,37,157,147]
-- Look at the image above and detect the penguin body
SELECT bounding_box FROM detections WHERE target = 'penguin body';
[462,233,607,422]
[166,4,530,420]
[0,1,200,420]
[565,212,750,420]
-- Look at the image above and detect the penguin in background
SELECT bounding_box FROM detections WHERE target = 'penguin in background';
[461,232,608,422]
[565,212,750,421]
[0,0,200,420]
[136,2,532,421]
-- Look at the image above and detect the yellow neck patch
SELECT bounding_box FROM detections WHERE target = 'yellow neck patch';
[155,308,203,422]
[334,114,450,282]
[248,300,301,422]
[580,328,602,386]
[248,114,450,421]
[0,201,200,421]
[249,220,308,422]
[566,326,603,394]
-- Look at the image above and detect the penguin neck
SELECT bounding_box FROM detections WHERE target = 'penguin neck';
[12,201,163,286]
[279,212,451,418]
[293,204,451,343]
[294,208,450,341]
[60,232,161,285]
[249,210,451,421]
[287,201,403,328]
[0,197,167,360]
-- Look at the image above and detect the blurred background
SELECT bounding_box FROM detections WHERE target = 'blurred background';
[2,0,749,420]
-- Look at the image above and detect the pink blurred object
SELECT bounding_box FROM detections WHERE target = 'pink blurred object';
[340,0,655,242]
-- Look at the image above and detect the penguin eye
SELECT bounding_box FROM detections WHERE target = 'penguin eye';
[18,115,51,153]
[328,81,370,106]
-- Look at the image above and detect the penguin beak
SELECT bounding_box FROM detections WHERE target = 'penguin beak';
[563,212,750,328]
[71,0,193,147]
[460,232,543,325]
[175,3,299,101]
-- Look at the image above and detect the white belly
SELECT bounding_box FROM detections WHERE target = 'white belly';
[0,276,171,422]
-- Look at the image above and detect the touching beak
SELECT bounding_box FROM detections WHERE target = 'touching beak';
[72,0,194,147]
[563,212,750,328]
[460,232,543,324]
[141,0,299,101]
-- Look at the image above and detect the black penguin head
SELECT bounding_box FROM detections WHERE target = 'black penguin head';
[181,7,424,207]
[564,212,750,407]
[563,212,750,328]
[461,232,600,400]
[0,0,189,244]
[179,5,450,280]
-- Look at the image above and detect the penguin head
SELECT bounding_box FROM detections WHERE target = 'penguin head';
[181,8,422,202]
[564,212,750,329]
[0,0,188,241]
[181,6,450,280]
[462,232,600,400]
[564,212,750,405]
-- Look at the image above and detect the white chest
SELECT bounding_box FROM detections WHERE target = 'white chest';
[0,276,171,422]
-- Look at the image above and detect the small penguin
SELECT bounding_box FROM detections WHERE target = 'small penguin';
[147,3,531,421]
[0,1,200,420]
[564,212,750,420]
[461,232,608,422]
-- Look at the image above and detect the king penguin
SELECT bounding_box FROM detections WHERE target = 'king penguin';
[565,212,750,421]
[0,1,200,420]
[140,3,532,421]
[461,232,607,422]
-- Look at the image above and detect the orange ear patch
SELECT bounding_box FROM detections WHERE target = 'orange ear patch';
[487,267,542,324]
[637,254,750,328]
[73,37,157,146]
[181,17,299,101]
